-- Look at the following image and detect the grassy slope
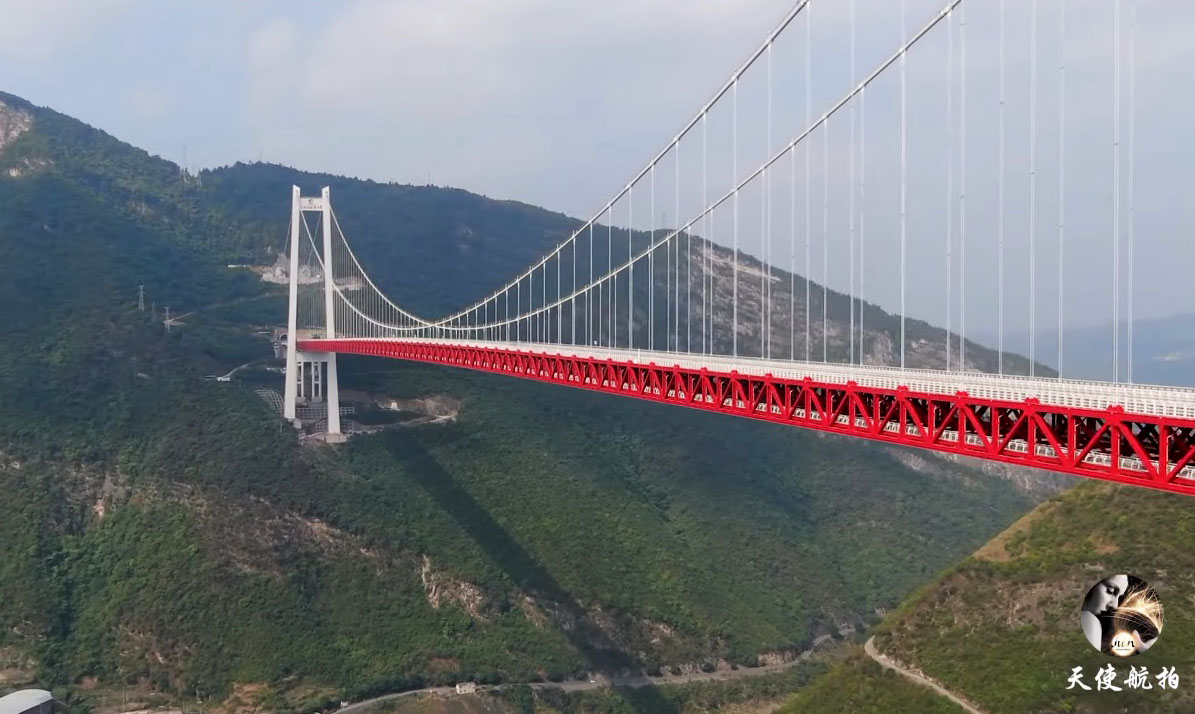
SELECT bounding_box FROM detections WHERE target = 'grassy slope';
[869,482,1195,713]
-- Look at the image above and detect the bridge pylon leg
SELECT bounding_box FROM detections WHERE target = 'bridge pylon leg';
[283,185,301,425]
[320,187,342,437]
[325,353,341,435]
[283,186,344,439]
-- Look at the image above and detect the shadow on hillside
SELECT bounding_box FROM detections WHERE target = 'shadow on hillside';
[384,433,679,714]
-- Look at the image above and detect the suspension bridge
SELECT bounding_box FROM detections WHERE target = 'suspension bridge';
[280,0,1195,496]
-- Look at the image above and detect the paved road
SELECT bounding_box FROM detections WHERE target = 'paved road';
[337,642,831,714]
[219,362,256,380]
[863,637,985,714]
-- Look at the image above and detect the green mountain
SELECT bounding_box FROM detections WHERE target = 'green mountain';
[0,91,1059,710]
[776,650,966,714]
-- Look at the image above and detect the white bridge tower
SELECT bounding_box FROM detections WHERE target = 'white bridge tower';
[283,185,343,438]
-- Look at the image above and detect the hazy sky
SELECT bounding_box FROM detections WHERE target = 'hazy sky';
[2,0,1192,352]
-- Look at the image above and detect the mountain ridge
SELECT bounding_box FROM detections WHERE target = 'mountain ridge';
[786,482,1195,714]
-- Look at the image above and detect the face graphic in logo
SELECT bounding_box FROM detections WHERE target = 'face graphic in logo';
[1080,574,1163,657]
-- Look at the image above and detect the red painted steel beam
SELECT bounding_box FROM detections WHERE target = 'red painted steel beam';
[300,339,1195,497]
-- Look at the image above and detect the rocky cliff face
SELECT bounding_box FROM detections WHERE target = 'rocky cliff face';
[0,98,32,154]
[671,238,1045,375]
[0,98,43,178]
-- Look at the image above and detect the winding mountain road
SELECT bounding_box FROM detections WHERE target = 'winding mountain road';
[336,641,833,714]
[863,637,985,714]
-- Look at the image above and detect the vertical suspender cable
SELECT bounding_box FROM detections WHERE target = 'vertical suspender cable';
[959,2,968,371]
[675,155,681,353]
[1127,2,1136,383]
[678,140,684,352]
[570,238,575,344]
[762,165,768,358]
[1029,0,1039,375]
[805,7,812,362]
[557,250,562,342]
[650,165,656,350]
[946,7,954,371]
[628,186,634,349]
[823,119,829,363]
[733,79,740,358]
[614,207,620,346]
[665,197,670,349]
[859,86,866,361]
[899,0,908,371]
[765,41,772,359]
[587,224,593,345]
[848,0,856,365]
[1058,0,1066,377]
[997,0,1006,374]
[1112,0,1121,382]
[702,113,709,354]
[607,210,613,346]
[790,133,797,360]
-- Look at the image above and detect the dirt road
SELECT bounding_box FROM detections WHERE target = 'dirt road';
[863,637,985,714]
[337,642,830,714]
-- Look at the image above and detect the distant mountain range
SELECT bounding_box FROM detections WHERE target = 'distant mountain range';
[976,314,1195,387]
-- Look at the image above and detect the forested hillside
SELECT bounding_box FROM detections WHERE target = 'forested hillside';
[0,90,1059,711]
[863,482,1195,714]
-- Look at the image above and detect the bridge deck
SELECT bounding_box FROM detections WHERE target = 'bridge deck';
[299,336,1195,496]
[324,337,1195,419]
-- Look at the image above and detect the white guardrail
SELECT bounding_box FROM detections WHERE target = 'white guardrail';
[330,337,1195,421]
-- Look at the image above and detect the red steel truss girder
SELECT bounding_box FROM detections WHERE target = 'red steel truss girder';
[301,339,1195,497]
